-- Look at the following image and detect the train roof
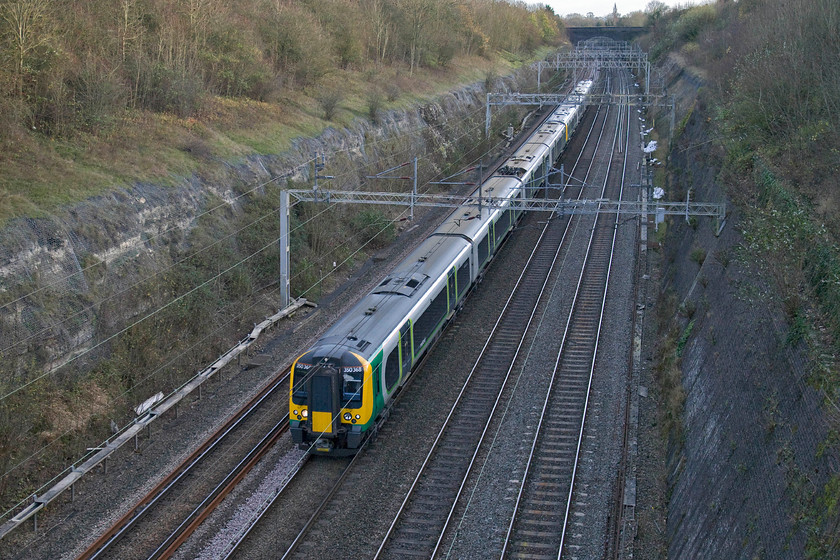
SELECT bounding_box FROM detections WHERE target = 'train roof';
[548,104,578,127]
[510,83,589,170]
[431,174,522,240]
[312,235,471,358]
[301,79,595,362]
[509,139,551,172]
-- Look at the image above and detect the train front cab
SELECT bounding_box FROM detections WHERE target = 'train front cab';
[290,349,373,455]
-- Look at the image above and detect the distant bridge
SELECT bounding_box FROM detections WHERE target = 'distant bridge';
[565,26,646,44]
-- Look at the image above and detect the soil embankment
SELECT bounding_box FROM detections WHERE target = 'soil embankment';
[639,58,831,558]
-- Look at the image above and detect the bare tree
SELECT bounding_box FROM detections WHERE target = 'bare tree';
[399,0,435,74]
[366,0,392,64]
[118,0,140,62]
[0,0,52,98]
[184,0,213,51]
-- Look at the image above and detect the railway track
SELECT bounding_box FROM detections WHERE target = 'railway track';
[368,81,622,559]
[224,305,452,560]
[216,81,604,560]
[241,74,632,558]
[372,214,571,559]
[500,73,633,560]
[76,372,292,560]
[216,71,642,560]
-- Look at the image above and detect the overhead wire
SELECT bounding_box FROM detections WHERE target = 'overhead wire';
[289,129,540,453]
[0,126,504,497]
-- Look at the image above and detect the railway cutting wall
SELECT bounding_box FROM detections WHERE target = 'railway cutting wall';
[647,58,832,558]
[0,73,534,385]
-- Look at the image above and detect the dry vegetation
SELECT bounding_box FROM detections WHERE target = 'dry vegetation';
[0,0,565,220]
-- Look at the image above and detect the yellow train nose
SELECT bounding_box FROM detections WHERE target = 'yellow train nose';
[311,410,334,435]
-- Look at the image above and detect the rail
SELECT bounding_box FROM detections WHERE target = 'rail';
[501,71,631,559]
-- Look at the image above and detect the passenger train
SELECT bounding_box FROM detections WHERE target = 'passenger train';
[290,79,594,455]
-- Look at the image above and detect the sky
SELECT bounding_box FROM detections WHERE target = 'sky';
[544,0,674,18]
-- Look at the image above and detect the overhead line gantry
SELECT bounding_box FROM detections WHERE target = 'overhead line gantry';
[489,39,673,141]
[276,180,726,308]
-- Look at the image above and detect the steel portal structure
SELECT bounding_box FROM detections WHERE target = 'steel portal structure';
[485,92,675,140]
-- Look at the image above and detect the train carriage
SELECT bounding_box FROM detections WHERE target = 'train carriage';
[290,234,472,454]
[290,79,594,455]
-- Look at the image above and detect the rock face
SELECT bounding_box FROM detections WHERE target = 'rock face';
[657,63,831,558]
[0,75,526,384]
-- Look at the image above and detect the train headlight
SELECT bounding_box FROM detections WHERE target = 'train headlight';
[293,410,299,416]
[302,410,308,418]
[355,414,360,420]
[343,412,352,421]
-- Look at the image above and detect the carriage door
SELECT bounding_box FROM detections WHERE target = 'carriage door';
[309,365,341,435]
[399,321,412,379]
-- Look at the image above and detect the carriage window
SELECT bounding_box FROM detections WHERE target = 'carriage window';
[292,363,311,404]
[400,322,412,373]
[447,270,456,307]
[494,211,511,245]
[478,234,489,265]
[385,350,399,392]
[457,260,470,296]
[342,366,363,406]
[414,288,448,349]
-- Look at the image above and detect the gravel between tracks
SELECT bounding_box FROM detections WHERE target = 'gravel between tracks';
[188,446,307,560]
[441,209,594,557]
[214,97,646,560]
[444,102,641,557]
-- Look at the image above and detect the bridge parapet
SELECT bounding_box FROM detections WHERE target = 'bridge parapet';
[565,27,646,44]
